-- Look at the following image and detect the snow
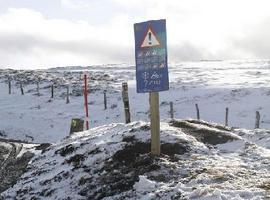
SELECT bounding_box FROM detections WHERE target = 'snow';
[1,120,269,199]
[216,140,246,153]
[1,60,270,143]
[0,60,270,199]
[16,143,38,158]
[133,176,157,192]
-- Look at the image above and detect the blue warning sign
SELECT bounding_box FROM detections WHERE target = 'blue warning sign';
[134,19,169,93]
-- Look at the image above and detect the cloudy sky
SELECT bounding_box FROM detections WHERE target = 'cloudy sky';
[0,0,270,69]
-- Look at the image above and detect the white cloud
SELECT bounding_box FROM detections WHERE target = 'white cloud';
[0,8,133,68]
[1,0,270,69]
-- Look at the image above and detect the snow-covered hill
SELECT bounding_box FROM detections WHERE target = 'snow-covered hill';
[1,120,269,199]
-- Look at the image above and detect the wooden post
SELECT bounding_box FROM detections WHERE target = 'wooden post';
[122,82,131,123]
[150,92,160,155]
[170,101,174,120]
[8,80,11,94]
[225,107,229,126]
[66,85,70,104]
[20,83,24,95]
[37,82,40,96]
[255,111,260,129]
[51,84,54,98]
[104,90,107,110]
[84,74,89,130]
[195,103,200,120]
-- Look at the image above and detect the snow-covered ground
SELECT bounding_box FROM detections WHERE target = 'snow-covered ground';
[0,60,270,199]
[1,60,270,143]
[1,120,269,199]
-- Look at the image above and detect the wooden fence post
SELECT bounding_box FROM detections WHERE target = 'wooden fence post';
[255,111,260,129]
[20,83,24,95]
[83,74,89,130]
[51,84,54,98]
[66,85,70,104]
[225,107,229,126]
[122,82,131,123]
[104,90,107,110]
[195,103,200,120]
[170,101,174,120]
[8,80,11,94]
[37,82,40,96]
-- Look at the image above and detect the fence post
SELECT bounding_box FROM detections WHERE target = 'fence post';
[8,80,11,94]
[122,82,131,123]
[170,101,174,120]
[20,82,24,95]
[51,84,54,98]
[66,85,70,104]
[195,103,200,120]
[104,90,107,110]
[83,74,89,130]
[255,111,260,129]
[225,107,229,126]
[37,81,40,96]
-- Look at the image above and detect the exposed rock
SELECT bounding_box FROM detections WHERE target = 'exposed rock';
[0,140,49,194]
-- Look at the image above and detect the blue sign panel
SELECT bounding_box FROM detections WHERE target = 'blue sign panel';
[134,19,169,93]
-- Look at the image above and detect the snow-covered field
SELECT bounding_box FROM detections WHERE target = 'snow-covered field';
[0,60,270,199]
[1,60,270,143]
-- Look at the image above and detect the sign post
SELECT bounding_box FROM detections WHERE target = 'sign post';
[149,92,160,154]
[134,19,169,155]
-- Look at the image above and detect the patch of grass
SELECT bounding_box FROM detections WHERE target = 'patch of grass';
[78,177,92,186]
[122,136,136,143]
[65,154,85,168]
[186,119,232,131]
[35,143,51,154]
[88,148,101,155]
[55,144,77,157]
[40,188,56,197]
[171,120,238,145]
[129,124,150,133]
[259,181,270,190]
[0,130,7,137]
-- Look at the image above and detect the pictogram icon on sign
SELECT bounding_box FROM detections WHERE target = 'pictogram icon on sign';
[140,27,161,48]
[142,72,150,80]
[151,72,160,79]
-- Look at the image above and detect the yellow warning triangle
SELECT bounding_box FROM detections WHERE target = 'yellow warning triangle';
[140,27,160,48]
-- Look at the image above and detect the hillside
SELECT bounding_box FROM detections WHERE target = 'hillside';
[1,120,269,199]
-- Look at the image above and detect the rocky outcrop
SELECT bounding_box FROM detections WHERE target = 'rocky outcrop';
[0,139,50,194]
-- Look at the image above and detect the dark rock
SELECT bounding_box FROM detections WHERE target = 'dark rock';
[0,146,34,193]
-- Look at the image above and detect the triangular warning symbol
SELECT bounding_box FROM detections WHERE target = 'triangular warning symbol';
[140,27,160,48]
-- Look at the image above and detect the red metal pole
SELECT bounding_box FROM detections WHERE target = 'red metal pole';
[84,74,89,130]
